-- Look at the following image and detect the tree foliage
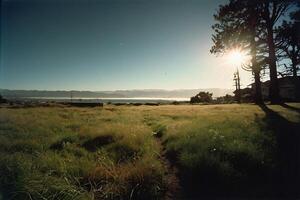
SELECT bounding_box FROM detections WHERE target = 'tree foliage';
[276,5,300,77]
[211,0,264,104]
[211,0,296,104]
[190,92,213,103]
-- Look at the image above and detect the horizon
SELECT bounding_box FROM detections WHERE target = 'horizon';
[0,87,233,92]
[1,0,254,91]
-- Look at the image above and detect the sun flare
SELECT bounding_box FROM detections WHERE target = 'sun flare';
[227,49,250,67]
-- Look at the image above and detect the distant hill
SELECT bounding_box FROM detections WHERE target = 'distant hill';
[111,89,233,98]
[0,88,233,99]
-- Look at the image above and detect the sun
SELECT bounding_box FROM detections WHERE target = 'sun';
[227,49,250,66]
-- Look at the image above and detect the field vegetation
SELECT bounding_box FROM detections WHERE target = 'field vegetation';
[0,103,299,199]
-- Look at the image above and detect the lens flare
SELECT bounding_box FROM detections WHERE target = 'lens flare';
[227,49,250,67]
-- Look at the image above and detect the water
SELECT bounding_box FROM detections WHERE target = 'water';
[18,97,190,103]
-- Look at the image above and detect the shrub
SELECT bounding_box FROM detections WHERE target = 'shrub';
[190,91,213,103]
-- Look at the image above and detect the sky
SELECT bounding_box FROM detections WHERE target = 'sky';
[0,0,254,91]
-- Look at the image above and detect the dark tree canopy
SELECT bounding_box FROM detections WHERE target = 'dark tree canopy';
[211,0,264,104]
[211,0,296,104]
[190,92,213,103]
[276,5,300,77]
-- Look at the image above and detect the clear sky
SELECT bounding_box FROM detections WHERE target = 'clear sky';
[1,0,253,91]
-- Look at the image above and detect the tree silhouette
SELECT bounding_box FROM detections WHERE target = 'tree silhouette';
[211,0,264,104]
[259,0,294,103]
[276,6,300,77]
[211,0,296,104]
[190,92,213,103]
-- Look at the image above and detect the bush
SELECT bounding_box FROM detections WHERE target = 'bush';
[215,94,235,104]
[0,95,7,103]
[190,91,213,103]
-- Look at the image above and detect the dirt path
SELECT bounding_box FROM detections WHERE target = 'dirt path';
[143,115,183,199]
[155,137,183,200]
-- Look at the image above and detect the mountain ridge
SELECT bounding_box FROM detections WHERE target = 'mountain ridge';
[0,88,233,98]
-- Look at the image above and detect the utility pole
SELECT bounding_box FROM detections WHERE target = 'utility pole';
[233,68,241,103]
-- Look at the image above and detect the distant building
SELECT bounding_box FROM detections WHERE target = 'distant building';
[251,76,300,101]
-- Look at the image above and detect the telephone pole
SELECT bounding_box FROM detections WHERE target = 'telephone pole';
[233,68,241,103]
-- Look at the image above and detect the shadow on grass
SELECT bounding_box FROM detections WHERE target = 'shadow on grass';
[279,103,300,113]
[172,104,300,199]
[82,135,115,152]
[259,104,300,198]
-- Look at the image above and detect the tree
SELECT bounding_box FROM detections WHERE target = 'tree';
[216,94,235,104]
[211,0,264,104]
[275,5,300,99]
[211,0,296,104]
[0,95,7,103]
[215,94,235,103]
[190,92,213,103]
[259,0,294,103]
[276,6,300,77]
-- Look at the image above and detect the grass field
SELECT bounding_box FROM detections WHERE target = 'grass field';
[0,103,300,199]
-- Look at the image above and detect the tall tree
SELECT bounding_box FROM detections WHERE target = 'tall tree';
[276,5,300,100]
[211,0,264,104]
[260,0,293,103]
[276,6,300,77]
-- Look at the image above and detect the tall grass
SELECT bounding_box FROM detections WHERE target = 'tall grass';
[0,106,165,199]
[153,104,299,197]
[0,104,299,199]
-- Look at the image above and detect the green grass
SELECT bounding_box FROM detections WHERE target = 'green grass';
[0,103,299,199]
[0,107,164,199]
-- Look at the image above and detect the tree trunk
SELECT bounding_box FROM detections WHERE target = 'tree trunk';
[291,61,300,100]
[254,70,263,104]
[267,24,281,104]
[292,60,297,77]
[251,45,263,104]
[249,21,263,104]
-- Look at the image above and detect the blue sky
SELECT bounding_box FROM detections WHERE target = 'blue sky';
[1,0,253,91]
